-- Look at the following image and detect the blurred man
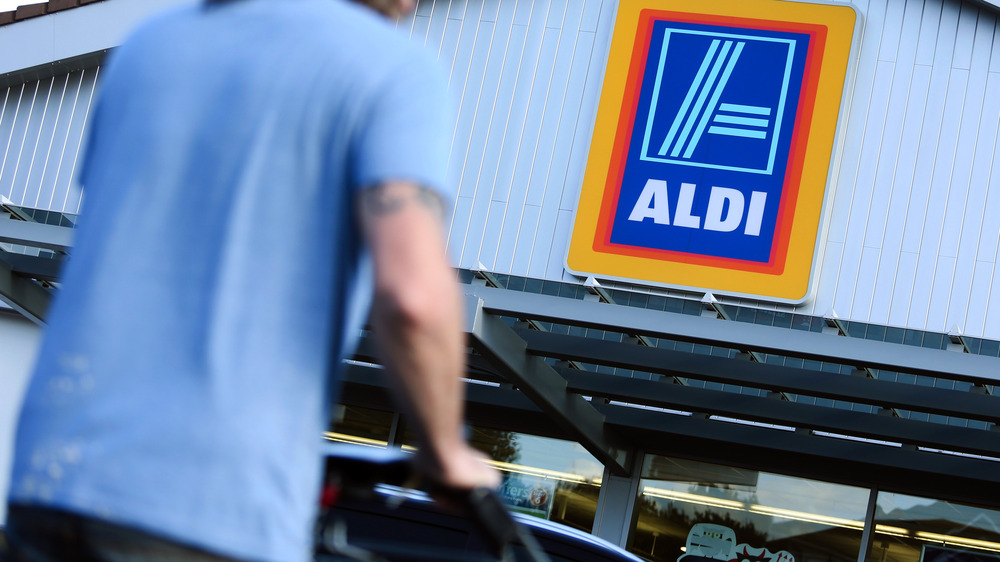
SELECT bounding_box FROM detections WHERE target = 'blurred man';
[3,0,497,560]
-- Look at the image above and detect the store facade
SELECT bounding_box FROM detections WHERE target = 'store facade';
[4,0,1000,560]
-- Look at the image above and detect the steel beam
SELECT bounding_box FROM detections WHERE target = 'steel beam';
[0,253,64,282]
[598,403,1000,508]
[519,329,1000,423]
[0,256,50,324]
[464,294,631,476]
[0,216,74,251]
[558,366,1000,459]
[465,284,1000,384]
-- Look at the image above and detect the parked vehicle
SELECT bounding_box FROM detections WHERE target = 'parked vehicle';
[316,444,642,562]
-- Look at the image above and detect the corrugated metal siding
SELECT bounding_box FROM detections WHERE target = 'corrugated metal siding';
[398,0,1000,340]
[400,0,613,280]
[814,0,1000,338]
[2,0,999,339]
[0,67,97,215]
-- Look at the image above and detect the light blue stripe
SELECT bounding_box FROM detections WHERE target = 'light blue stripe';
[641,30,676,164]
[670,40,732,158]
[665,28,794,45]
[708,126,767,139]
[719,103,772,116]
[656,39,721,157]
[765,40,797,176]
[684,41,745,159]
[636,154,772,175]
[713,114,769,127]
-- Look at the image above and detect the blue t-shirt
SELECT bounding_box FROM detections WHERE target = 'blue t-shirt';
[8,1,453,560]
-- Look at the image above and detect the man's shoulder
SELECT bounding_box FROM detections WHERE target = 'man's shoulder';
[309,2,436,66]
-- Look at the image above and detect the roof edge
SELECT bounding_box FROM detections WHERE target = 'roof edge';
[0,0,107,27]
[0,0,195,77]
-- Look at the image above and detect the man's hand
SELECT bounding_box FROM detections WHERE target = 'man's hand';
[359,181,500,494]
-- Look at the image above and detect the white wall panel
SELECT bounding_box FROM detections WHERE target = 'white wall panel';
[488,24,530,205]
[3,0,1000,339]
[862,63,899,252]
[927,255,958,328]
[889,251,919,326]
[993,19,1000,72]
[512,203,541,273]
[448,195,475,263]
[409,0,1000,338]
[937,69,972,260]
[0,313,41,527]
[0,67,95,215]
[953,3,979,68]
[879,0,907,60]
[0,0,196,77]
[854,246,882,316]
[899,65,935,255]
[915,2,942,65]
[967,260,995,335]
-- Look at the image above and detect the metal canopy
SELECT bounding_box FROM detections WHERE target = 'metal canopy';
[445,285,1000,504]
[7,207,1000,501]
[464,295,632,475]
[0,209,70,324]
[338,283,1000,505]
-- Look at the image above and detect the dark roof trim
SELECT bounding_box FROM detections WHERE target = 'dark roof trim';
[0,0,106,27]
[0,49,106,89]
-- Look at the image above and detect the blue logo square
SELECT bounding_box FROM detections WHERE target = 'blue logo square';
[639,27,799,176]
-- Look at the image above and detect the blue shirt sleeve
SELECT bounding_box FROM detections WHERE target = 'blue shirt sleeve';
[350,52,454,203]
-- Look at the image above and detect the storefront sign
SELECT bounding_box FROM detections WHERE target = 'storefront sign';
[497,474,556,519]
[678,523,794,562]
[566,0,857,302]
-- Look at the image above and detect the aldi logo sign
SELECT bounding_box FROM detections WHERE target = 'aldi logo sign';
[566,0,858,302]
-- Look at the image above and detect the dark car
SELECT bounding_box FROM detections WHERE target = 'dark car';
[316,483,644,562]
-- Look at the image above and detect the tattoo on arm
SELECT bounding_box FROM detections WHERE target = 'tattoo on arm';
[360,184,444,219]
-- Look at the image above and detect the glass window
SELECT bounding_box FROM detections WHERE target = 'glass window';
[868,492,1000,562]
[466,428,604,534]
[630,454,869,562]
[326,404,395,448]
[396,425,604,534]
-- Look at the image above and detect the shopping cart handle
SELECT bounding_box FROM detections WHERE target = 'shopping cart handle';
[323,443,552,562]
[323,443,413,492]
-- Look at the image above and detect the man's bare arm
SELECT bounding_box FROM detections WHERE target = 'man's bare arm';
[358,181,499,490]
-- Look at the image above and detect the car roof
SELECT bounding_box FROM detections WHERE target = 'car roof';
[368,485,644,562]
[513,514,644,561]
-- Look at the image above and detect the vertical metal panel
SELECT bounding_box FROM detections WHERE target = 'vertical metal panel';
[504,22,558,270]
[511,203,540,274]
[889,251,919,327]
[898,65,935,256]
[1,0,997,339]
[927,255,958,328]
[0,67,96,216]
[553,28,595,211]
[486,22,529,206]
[8,79,48,206]
[993,17,1000,72]
[61,68,97,215]
[878,0,906,61]
[30,74,70,211]
[967,260,994,335]
[448,195,475,262]
[493,2,548,273]
[22,77,58,208]
[479,200,507,269]
[940,71,984,259]
[546,209,575,280]
[0,82,38,203]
